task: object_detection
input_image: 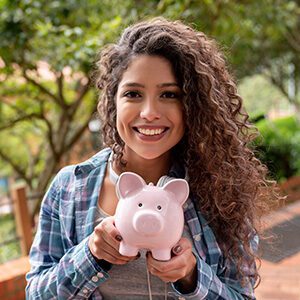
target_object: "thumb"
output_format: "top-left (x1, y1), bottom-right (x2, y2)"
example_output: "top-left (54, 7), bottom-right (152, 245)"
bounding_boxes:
top-left (172, 244), bottom-right (183, 255)
top-left (172, 237), bottom-right (190, 255)
top-left (103, 216), bottom-right (122, 241)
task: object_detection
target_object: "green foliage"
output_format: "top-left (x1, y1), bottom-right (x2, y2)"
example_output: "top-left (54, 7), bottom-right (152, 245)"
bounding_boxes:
top-left (239, 74), bottom-right (291, 118)
top-left (255, 116), bottom-right (300, 181)
top-left (0, 0), bottom-right (160, 209)
top-left (0, 213), bottom-right (21, 263)
top-left (0, 0), bottom-right (299, 205)
top-left (0, 0), bottom-right (122, 72)
top-left (158, 0), bottom-right (300, 111)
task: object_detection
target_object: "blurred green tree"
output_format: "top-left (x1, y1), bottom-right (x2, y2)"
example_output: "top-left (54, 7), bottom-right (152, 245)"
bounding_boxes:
top-left (0, 0), bottom-right (153, 216)
top-left (0, 0), bottom-right (299, 217)
top-left (158, 0), bottom-right (300, 116)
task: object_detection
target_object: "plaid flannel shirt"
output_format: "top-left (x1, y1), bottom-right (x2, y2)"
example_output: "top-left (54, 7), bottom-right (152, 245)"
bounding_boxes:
top-left (26, 148), bottom-right (258, 299)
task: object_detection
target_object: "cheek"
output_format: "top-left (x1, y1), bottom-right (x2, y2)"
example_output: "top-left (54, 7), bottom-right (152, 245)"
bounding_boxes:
top-left (173, 107), bottom-right (185, 131)
top-left (175, 114), bottom-right (185, 142)
top-left (116, 102), bottom-right (125, 126)
top-left (116, 105), bottom-right (133, 134)
top-left (116, 116), bottom-right (127, 141)
top-left (116, 109), bottom-right (126, 141)
top-left (116, 117), bottom-right (121, 134)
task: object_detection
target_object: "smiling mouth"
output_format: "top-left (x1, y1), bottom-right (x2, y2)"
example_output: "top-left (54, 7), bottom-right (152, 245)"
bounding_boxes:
top-left (133, 127), bottom-right (168, 136)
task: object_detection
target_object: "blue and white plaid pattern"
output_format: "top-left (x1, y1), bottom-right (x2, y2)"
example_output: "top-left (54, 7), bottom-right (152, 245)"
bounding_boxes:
top-left (26, 148), bottom-right (257, 299)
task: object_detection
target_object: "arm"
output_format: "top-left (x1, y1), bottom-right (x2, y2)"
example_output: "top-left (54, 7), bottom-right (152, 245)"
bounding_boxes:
top-left (172, 236), bottom-right (258, 300)
top-left (147, 236), bottom-right (257, 300)
top-left (25, 170), bottom-right (109, 299)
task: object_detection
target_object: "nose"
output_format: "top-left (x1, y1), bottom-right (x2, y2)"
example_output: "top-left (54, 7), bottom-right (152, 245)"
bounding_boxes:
top-left (133, 210), bottom-right (163, 236)
top-left (140, 98), bottom-right (161, 121)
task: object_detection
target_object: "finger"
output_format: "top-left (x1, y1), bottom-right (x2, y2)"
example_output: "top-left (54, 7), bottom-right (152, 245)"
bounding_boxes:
top-left (147, 263), bottom-right (186, 282)
top-left (146, 238), bottom-right (191, 268)
top-left (147, 253), bottom-right (195, 283)
top-left (102, 216), bottom-right (121, 239)
top-left (93, 230), bottom-right (137, 262)
top-left (147, 256), bottom-right (185, 275)
top-left (172, 237), bottom-right (191, 256)
top-left (100, 247), bottom-right (140, 265)
top-left (100, 233), bottom-right (138, 260)
top-left (100, 229), bottom-right (121, 250)
top-left (102, 217), bottom-right (120, 238)
top-left (95, 218), bottom-right (121, 250)
top-left (147, 248), bottom-right (191, 273)
top-left (100, 220), bottom-right (139, 259)
top-left (99, 248), bottom-right (131, 265)
top-left (94, 218), bottom-right (139, 262)
top-left (95, 240), bottom-right (129, 261)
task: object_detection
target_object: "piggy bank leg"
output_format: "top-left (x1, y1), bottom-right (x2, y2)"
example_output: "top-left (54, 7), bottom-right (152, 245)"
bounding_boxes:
top-left (119, 242), bottom-right (139, 257)
top-left (151, 249), bottom-right (171, 261)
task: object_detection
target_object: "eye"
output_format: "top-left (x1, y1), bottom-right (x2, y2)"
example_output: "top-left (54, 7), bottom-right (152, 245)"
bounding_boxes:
top-left (123, 91), bottom-right (141, 98)
top-left (161, 91), bottom-right (179, 99)
top-left (157, 205), bottom-right (162, 211)
top-left (138, 203), bottom-right (143, 207)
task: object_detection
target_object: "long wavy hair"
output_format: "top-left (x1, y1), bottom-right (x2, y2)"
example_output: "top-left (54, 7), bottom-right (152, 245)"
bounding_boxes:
top-left (95, 17), bottom-right (276, 285)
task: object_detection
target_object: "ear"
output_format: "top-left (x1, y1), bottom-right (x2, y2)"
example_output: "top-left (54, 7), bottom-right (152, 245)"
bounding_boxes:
top-left (116, 172), bottom-right (146, 199)
top-left (162, 179), bottom-right (189, 206)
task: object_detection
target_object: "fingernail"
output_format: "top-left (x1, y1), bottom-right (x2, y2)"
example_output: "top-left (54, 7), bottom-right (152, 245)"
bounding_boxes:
top-left (173, 245), bottom-right (182, 254)
top-left (115, 235), bottom-right (122, 242)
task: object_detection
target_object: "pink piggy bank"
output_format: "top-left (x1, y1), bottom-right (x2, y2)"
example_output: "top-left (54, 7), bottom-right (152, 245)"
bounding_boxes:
top-left (114, 172), bottom-right (189, 261)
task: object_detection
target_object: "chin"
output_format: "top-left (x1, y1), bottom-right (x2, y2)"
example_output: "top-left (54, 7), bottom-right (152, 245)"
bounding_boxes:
top-left (137, 152), bottom-right (165, 161)
top-left (129, 147), bottom-right (171, 161)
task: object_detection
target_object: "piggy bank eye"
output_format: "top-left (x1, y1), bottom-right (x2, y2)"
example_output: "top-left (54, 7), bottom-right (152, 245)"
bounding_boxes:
top-left (157, 205), bottom-right (162, 211)
top-left (138, 203), bottom-right (143, 207)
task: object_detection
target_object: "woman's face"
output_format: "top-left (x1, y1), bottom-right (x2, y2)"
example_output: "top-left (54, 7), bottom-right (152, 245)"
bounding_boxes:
top-left (116, 55), bottom-right (184, 161)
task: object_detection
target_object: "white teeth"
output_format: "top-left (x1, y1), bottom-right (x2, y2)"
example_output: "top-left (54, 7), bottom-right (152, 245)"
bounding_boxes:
top-left (137, 128), bottom-right (165, 136)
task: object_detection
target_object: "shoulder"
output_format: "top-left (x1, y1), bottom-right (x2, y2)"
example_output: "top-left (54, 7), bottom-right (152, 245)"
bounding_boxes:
top-left (46, 148), bottom-right (112, 196)
top-left (56, 147), bottom-right (112, 180)
top-left (73, 147), bottom-right (111, 176)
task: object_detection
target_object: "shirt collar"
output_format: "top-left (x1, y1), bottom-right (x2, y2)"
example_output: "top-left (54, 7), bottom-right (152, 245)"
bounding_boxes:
top-left (74, 147), bottom-right (187, 180)
top-left (74, 147), bottom-right (112, 176)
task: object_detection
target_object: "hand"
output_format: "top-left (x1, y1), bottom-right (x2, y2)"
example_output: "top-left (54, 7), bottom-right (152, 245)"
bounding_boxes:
top-left (88, 216), bottom-right (138, 265)
top-left (146, 237), bottom-right (197, 287)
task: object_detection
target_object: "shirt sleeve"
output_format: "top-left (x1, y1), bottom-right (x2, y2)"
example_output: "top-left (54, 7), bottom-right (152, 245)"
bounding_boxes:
top-left (171, 236), bottom-right (258, 300)
top-left (25, 170), bottom-right (110, 299)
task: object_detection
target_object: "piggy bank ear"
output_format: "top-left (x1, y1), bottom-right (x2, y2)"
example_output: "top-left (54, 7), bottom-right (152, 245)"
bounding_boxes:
top-left (116, 172), bottom-right (146, 199)
top-left (163, 179), bottom-right (189, 205)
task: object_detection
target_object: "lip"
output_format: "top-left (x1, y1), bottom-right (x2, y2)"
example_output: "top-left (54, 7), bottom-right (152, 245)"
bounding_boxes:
top-left (133, 125), bottom-right (169, 142)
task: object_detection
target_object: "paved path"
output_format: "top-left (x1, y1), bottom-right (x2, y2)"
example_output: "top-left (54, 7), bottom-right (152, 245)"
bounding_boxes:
top-left (255, 200), bottom-right (300, 299)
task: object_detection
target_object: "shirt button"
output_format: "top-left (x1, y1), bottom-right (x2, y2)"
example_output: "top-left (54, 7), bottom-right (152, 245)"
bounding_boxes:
top-left (82, 288), bottom-right (88, 294)
top-left (97, 272), bottom-right (104, 278)
top-left (92, 275), bottom-right (99, 282)
top-left (193, 234), bottom-right (201, 241)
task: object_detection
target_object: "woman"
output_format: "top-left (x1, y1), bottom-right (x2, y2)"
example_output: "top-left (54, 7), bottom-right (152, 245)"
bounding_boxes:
top-left (26, 18), bottom-right (272, 299)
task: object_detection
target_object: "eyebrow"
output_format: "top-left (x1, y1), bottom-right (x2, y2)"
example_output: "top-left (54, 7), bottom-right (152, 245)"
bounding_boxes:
top-left (120, 82), bottom-right (179, 88)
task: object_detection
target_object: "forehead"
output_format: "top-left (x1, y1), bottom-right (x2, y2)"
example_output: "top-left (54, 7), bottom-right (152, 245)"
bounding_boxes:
top-left (118, 55), bottom-right (177, 87)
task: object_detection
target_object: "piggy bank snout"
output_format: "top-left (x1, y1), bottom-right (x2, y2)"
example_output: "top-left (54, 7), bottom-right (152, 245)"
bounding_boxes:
top-left (133, 210), bottom-right (163, 236)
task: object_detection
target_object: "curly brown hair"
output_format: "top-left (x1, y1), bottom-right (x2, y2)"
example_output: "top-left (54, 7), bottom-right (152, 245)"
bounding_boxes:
top-left (95, 17), bottom-right (275, 285)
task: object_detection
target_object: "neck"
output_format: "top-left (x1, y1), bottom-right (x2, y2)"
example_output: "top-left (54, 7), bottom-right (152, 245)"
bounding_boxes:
top-left (114, 150), bottom-right (171, 184)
